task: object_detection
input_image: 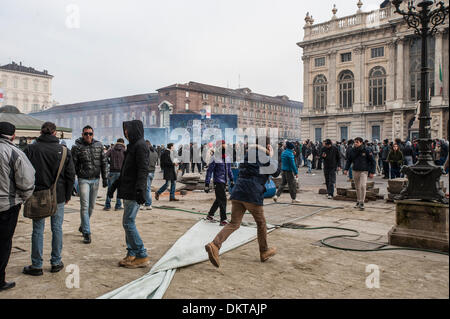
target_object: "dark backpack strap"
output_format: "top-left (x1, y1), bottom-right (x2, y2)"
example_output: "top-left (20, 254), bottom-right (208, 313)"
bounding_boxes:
top-left (52, 147), bottom-right (67, 192)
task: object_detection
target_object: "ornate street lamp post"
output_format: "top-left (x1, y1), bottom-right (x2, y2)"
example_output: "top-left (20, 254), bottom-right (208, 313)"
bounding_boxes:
top-left (391, 0), bottom-right (449, 204)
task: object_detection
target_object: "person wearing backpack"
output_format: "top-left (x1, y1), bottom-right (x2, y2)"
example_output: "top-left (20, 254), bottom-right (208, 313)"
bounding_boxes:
top-left (22, 122), bottom-right (75, 276)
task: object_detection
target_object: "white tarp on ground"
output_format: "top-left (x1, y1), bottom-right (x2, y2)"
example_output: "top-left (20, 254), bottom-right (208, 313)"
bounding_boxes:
top-left (98, 219), bottom-right (275, 299)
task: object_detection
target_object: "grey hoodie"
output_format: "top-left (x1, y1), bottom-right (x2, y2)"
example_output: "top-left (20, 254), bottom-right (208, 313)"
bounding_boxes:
top-left (0, 136), bottom-right (36, 212)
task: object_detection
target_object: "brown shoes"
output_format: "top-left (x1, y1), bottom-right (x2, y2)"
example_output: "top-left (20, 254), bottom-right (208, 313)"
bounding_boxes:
top-left (170, 198), bottom-right (180, 201)
top-left (155, 192), bottom-right (160, 200)
top-left (205, 242), bottom-right (220, 268)
top-left (122, 256), bottom-right (150, 269)
top-left (260, 247), bottom-right (277, 262)
top-left (118, 255), bottom-right (136, 267)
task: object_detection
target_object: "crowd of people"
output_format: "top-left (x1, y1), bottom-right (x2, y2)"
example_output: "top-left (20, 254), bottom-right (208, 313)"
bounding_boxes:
top-left (1, 117), bottom-right (449, 290)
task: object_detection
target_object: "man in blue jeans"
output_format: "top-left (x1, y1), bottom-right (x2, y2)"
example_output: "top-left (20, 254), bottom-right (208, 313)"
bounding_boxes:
top-left (22, 122), bottom-right (75, 276)
top-left (143, 140), bottom-right (158, 210)
top-left (110, 120), bottom-right (150, 268)
top-left (71, 126), bottom-right (108, 244)
top-left (105, 138), bottom-right (126, 211)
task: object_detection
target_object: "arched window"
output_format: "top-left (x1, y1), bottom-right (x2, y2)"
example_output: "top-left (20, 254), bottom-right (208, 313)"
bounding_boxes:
top-left (369, 66), bottom-right (387, 106)
top-left (313, 75), bottom-right (327, 110)
top-left (410, 37), bottom-right (435, 101)
top-left (339, 70), bottom-right (354, 108)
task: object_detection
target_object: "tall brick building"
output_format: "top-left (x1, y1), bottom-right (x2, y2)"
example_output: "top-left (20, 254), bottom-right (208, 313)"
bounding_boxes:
top-left (157, 81), bottom-right (303, 139)
top-left (29, 81), bottom-right (303, 145)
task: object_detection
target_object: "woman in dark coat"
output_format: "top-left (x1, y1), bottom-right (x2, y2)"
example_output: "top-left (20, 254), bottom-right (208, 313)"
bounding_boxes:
top-left (155, 143), bottom-right (179, 201)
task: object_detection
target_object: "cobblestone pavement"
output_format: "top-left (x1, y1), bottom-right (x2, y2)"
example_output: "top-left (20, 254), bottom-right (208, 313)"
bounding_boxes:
top-left (0, 166), bottom-right (448, 299)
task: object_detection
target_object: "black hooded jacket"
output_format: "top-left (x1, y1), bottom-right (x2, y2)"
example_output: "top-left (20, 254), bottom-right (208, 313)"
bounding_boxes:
top-left (24, 134), bottom-right (75, 204)
top-left (117, 120), bottom-right (149, 201)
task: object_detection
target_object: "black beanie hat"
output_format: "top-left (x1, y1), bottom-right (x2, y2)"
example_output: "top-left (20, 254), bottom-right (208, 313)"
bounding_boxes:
top-left (0, 122), bottom-right (16, 136)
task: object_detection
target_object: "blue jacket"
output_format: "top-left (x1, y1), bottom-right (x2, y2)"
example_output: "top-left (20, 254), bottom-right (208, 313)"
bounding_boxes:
top-left (205, 155), bottom-right (233, 185)
top-left (230, 145), bottom-right (280, 206)
top-left (281, 149), bottom-right (298, 175)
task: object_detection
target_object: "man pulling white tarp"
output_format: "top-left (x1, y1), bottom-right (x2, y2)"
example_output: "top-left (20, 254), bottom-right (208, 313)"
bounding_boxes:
top-left (99, 219), bottom-right (274, 299)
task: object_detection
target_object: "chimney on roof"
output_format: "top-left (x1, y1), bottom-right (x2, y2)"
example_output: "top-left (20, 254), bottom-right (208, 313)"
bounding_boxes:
top-left (19, 62), bottom-right (22, 66)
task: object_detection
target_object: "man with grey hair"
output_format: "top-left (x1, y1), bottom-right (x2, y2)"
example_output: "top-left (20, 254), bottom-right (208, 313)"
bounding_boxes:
top-left (0, 122), bottom-right (35, 291)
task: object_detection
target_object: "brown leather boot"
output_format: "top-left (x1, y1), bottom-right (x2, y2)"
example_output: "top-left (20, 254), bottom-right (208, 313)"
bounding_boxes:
top-left (205, 242), bottom-right (220, 268)
top-left (170, 197), bottom-right (180, 201)
top-left (260, 247), bottom-right (277, 262)
top-left (118, 255), bottom-right (136, 267)
top-left (123, 257), bottom-right (150, 269)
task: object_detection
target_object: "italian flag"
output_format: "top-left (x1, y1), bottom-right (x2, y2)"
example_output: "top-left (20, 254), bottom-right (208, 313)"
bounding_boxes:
top-left (439, 61), bottom-right (443, 95)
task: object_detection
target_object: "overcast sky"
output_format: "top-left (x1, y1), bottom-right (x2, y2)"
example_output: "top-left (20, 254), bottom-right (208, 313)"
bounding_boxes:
top-left (0, 0), bottom-right (382, 105)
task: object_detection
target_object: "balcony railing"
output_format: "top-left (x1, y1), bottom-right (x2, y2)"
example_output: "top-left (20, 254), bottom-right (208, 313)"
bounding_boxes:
top-left (305, 6), bottom-right (394, 41)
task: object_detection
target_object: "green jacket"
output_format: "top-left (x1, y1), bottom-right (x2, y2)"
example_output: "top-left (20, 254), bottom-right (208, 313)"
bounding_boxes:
top-left (387, 150), bottom-right (403, 168)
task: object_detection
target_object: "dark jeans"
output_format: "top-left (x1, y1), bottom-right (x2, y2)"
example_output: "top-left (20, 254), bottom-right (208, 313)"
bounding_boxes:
top-left (208, 183), bottom-right (227, 221)
top-left (391, 166), bottom-right (401, 179)
top-left (157, 179), bottom-right (176, 199)
top-left (324, 168), bottom-right (337, 196)
top-left (382, 161), bottom-right (390, 178)
top-left (0, 204), bottom-right (21, 285)
top-left (191, 162), bottom-right (202, 173)
top-left (276, 170), bottom-right (297, 200)
top-left (181, 163), bottom-right (190, 176)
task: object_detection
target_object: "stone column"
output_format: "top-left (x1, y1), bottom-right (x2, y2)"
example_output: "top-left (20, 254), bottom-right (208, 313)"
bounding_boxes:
top-left (353, 46), bottom-right (365, 113)
top-left (302, 55), bottom-right (310, 115)
top-left (387, 40), bottom-right (396, 104)
top-left (396, 38), bottom-right (405, 103)
top-left (327, 50), bottom-right (337, 113)
top-left (434, 31), bottom-right (443, 97)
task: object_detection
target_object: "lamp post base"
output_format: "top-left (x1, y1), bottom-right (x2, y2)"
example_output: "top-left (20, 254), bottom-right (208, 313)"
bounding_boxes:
top-left (388, 200), bottom-right (449, 253)
top-left (396, 163), bottom-right (448, 204)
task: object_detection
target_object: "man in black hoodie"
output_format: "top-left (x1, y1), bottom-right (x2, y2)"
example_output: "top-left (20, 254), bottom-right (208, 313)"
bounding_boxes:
top-left (22, 122), bottom-right (75, 276)
top-left (111, 120), bottom-right (150, 269)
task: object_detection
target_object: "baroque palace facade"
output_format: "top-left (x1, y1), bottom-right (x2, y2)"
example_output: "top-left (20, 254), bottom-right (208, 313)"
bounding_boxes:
top-left (298, 1), bottom-right (449, 142)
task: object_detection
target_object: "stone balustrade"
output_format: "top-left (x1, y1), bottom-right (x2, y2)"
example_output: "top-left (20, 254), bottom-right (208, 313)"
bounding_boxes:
top-left (304, 6), bottom-right (394, 41)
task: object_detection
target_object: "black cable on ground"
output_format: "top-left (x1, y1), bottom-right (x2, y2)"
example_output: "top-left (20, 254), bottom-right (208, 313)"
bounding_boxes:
top-left (152, 204), bottom-right (449, 256)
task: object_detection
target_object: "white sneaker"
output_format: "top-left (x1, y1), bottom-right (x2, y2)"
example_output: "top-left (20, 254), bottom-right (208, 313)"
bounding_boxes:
top-left (145, 206), bottom-right (153, 210)
top-left (311, 173), bottom-right (316, 176)
top-left (273, 196), bottom-right (278, 202)
top-left (327, 195), bottom-right (333, 199)
top-left (292, 199), bottom-right (302, 204)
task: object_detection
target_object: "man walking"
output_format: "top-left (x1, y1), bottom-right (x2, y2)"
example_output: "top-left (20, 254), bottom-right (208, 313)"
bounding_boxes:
top-left (0, 122), bottom-right (35, 291)
top-left (104, 138), bottom-right (126, 211)
top-left (112, 120), bottom-right (150, 268)
top-left (71, 125), bottom-right (108, 244)
top-left (204, 140), bottom-right (234, 226)
top-left (273, 141), bottom-right (300, 203)
top-left (344, 137), bottom-right (376, 211)
top-left (155, 143), bottom-right (179, 201)
top-left (143, 140), bottom-right (158, 210)
top-left (321, 139), bottom-right (341, 199)
top-left (22, 122), bottom-right (75, 276)
top-left (205, 140), bottom-right (280, 267)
